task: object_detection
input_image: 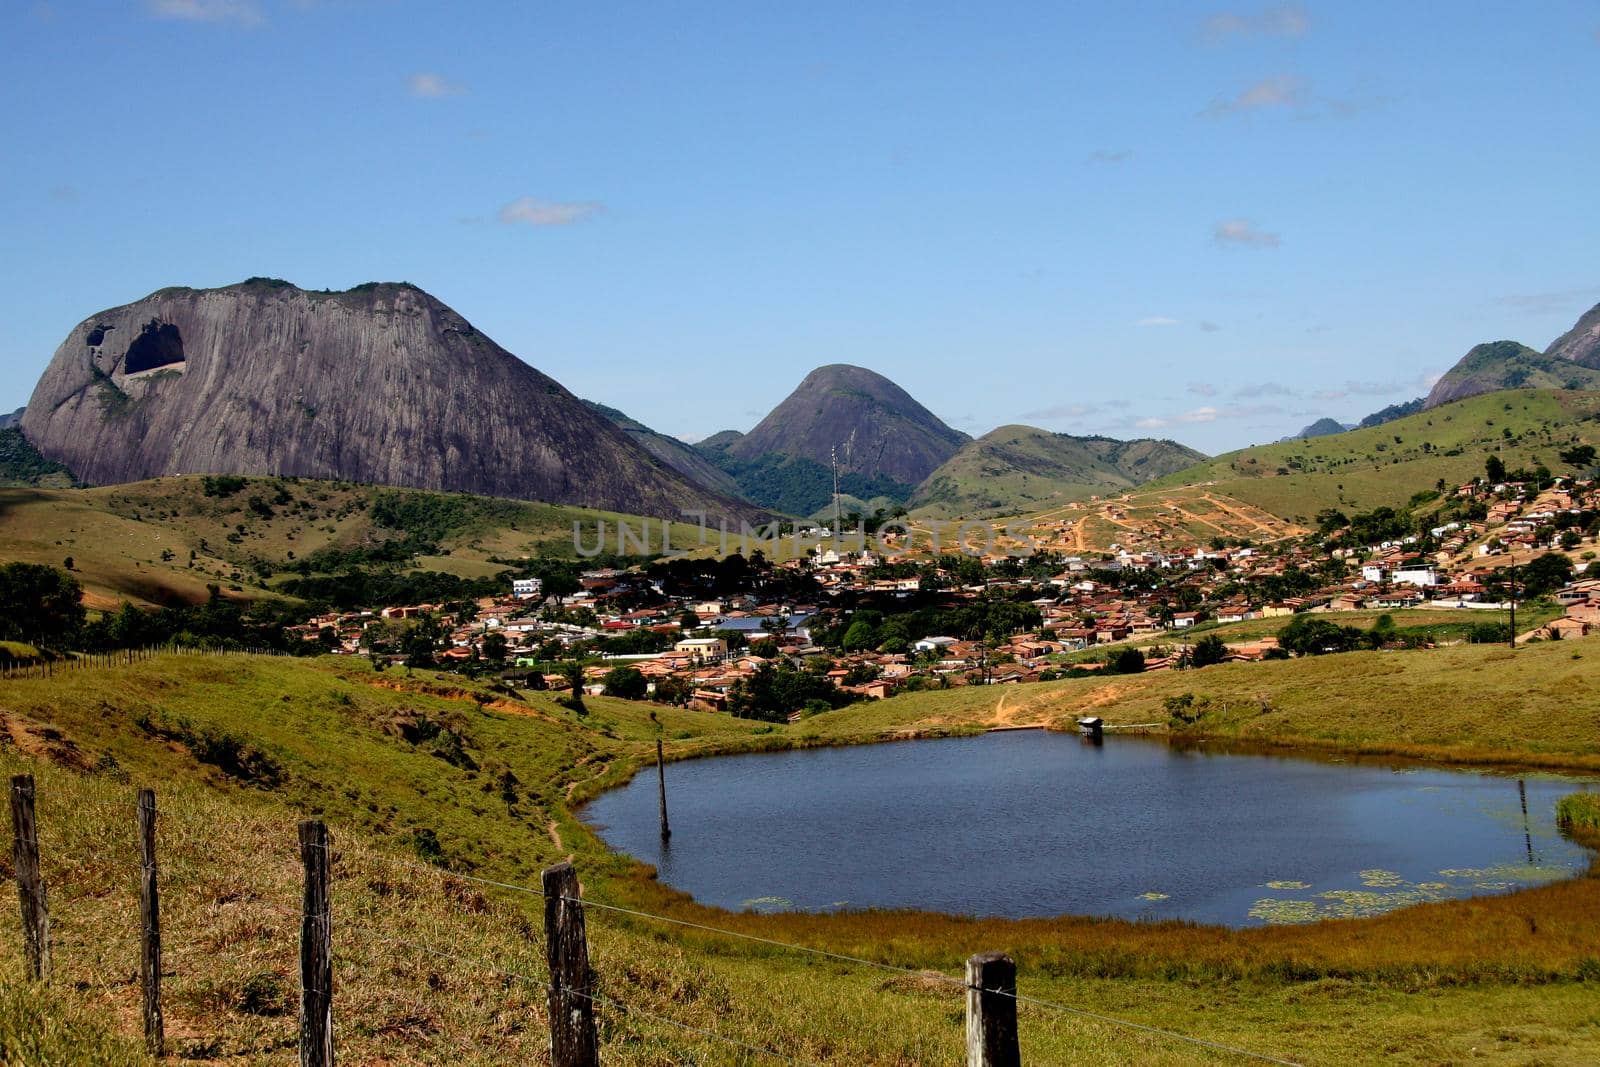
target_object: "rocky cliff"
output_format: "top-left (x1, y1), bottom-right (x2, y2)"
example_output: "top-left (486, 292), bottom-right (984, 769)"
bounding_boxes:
top-left (21, 279), bottom-right (752, 521)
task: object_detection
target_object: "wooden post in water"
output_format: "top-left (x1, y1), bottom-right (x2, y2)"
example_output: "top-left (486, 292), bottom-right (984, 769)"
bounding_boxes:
top-left (966, 952), bottom-right (1019, 1067)
top-left (656, 739), bottom-right (671, 842)
top-left (137, 789), bottom-right (164, 1055)
top-left (9, 775), bottom-right (50, 980)
top-left (542, 862), bottom-right (598, 1067)
top-left (299, 820), bottom-right (334, 1067)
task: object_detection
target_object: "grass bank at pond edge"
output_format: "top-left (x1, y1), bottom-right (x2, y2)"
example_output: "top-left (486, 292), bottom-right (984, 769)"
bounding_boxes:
top-left (1, 643), bottom-right (1599, 1064)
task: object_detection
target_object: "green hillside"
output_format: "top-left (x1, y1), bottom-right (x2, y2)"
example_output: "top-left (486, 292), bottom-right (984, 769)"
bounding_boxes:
top-left (0, 428), bottom-right (76, 488)
top-left (0, 476), bottom-right (713, 609)
top-left (1146, 389), bottom-right (1600, 524)
top-left (910, 425), bottom-right (1206, 519)
top-left (1424, 341), bottom-right (1600, 408)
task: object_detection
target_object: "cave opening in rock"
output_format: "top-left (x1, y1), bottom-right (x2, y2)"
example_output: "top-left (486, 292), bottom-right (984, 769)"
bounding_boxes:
top-left (124, 320), bottom-right (185, 374)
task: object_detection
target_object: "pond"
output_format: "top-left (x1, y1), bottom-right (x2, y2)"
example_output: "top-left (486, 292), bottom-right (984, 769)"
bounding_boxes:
top-left (582, 731), bottom-right (1598, 927)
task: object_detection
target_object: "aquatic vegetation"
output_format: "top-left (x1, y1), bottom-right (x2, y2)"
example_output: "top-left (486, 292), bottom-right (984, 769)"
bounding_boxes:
top-left (1359, 869), bottom-right (1405, 888)
top-left (1248, 898), bottom-right (1321, 924)
top-left (742, 895), bottom-right (796, 913)
top-left (1556, 792), bottom-right (1600, 835)
top-left (1437, 863), bottom-right (1569, 884)
top-left (1264, 880), bottom-right (1311, 890)
top-left (1137, 891), bottom-right (1170, 901)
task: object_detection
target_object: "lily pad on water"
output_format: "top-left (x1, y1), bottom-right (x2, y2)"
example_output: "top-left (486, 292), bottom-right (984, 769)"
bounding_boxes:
top-left (1359, 869), bottom-right (1405, 888)
top-left (1264, 880), bottom-right (1311, 890)
top-left (1137, 891), bottom-right (1169, 901)
top-left (1247, 898), bottom-right (1321, 924)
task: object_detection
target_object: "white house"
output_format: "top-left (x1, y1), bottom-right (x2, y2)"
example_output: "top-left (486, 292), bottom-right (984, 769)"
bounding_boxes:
top-left (1391, 566), bottom-right (1439, 588)
top-left (512, 577), bottom-right (544, 600)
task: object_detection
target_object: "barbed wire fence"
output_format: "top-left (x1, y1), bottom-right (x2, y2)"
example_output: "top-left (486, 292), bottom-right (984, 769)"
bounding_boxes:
top-left (0, 643), bottom-right (288, 681)
top-left (5, 773), bottom-right (1309, 1066)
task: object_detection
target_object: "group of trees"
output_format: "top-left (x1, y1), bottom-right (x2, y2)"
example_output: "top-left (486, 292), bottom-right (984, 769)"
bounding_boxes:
top-left (0, 562), bottom-right (310, 655)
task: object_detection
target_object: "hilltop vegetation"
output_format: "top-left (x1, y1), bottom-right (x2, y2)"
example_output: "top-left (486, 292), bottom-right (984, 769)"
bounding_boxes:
top-left (0, 428), bottom-right (75, 488)
top-left (1144, 389), bottom-right (1600, 524)
top-left (908, 425), bottom-right (1205, 518)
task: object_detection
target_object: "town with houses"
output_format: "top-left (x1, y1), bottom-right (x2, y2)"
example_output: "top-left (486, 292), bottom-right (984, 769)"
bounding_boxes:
top-left (287, 472), bottom-right (1600, 719)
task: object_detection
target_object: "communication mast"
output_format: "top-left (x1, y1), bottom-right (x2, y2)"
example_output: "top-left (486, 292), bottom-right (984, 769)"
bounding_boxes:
top-left (830, 446), bottom-right (842, 547)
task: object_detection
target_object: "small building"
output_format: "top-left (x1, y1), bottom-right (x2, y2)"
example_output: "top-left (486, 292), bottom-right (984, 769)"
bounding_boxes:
top-left (512, 577), bottom-right (544, 600)
top-left (674, 636), bottom-right (728, 660)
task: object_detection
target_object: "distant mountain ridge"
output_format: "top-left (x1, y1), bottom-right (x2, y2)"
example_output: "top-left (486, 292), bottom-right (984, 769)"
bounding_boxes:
top-left (908, 424), bottom-right (1207, 518)
top-left (20, 279), bottom-right (755, 522)
top-left (1425, 299), bottom-right (1600, 408)
top-left (704, 364), bottom-right (970, 514)
top-left (1288, 418), bottom-right (1354, 440)
top-left (581, 400), bottom-right (744, 498)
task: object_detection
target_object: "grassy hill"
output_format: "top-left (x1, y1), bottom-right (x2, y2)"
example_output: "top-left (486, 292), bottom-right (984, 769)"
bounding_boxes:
top-left (1144, 389), bottom-right (1600, 525)
top-left (3, 642), bottom-right (1600, 1062)
top-left (908, 425), bottom-right (1205, 519)
top-left (0, 477), bottom-right (716, 610)
top-left (1425, 341), bottom-right (1600, 408)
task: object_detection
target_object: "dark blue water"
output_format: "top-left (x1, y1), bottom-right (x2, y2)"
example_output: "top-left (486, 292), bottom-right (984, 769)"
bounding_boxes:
top-left (582, 732), bottom-right (1597, 927)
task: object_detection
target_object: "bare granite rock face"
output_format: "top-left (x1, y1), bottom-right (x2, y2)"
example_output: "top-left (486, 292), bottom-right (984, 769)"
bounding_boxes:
top-left (21, 279), bottom-right (753, 522)
top-left (1545, 301), bottom-right (1600, 369)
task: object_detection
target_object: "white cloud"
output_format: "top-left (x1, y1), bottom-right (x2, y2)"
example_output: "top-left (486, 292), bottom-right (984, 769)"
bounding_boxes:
top-left (1202, 74), bottom-right (1307, 118)
top-left (1133, 403), bottom-right (1284, 430)
top-left (408, 72), bottom-right (468, 98)
top-left (497, 198), bottom-right (604, 227)
top-left (1214, 218), bottom-right (1281, 248)
top-left (1203, 5), bottom-right (1309, 42)
top-left (1022, 402), bottom-right (1103, 420)
top-left (1138, 316), bottom-right (1181, 327)
top-left (145, 0), bottom-right (262, 24)
top-left (1496, 288), bottom-right (1598, 315)
top-left (1235, 381), bottom-right (1293, 398)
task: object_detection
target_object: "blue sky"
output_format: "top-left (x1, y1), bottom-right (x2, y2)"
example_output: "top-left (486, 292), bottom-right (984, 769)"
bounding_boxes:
top-left (3, 1), bottom-right (1598, 453)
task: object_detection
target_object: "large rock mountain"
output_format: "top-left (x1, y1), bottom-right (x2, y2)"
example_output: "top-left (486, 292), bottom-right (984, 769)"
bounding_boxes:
top-left (20, 279), bottom-right (752, 521)
top-left (908, 424), bottom-right (1207, 518)
top-left (703, 364), bottom-right (969, 513)
top-left (1425, 300), bottom-right (1600, 408)
top-left (1544, 300), bottom-right (1600, 368)
top-left (582, 400), bottom-right (744, 498)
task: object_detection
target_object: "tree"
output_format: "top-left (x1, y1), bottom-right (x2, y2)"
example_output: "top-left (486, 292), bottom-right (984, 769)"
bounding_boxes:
top-left (1518, 553), bottom-right (1574, 598)
top-left (559, 662), bottom-right (587, 712)
top-left (481, 631), bottom-right (508, 664)
top-left (1110, 648), bottom-right (1145, 675)
top-left (1190, 634), bottom-right (1227, 668)
top-left (1486, 455), bottom-right (1507, 483)
top-left (652, 675), bottom-right (691, 707)
top-left (1559, 444), bottom-right (1596, 469)
top-left (602, 666), bottom-right (648, 700)
top-left (0, 563), bottom-right (85, 648)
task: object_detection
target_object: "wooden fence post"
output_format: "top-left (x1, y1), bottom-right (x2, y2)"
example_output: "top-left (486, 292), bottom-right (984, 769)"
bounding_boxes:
top-left (137, 789), bottom-right (163, 1054)
top-left (966, 951), bottom-right (1019, 1067)
top-left (542, 862), bottom-right (599, 1067)
top-left (299, 820), bottom-right (334, 1067)
top-left (9, 775), bottom-right (50, 980)
top-left (656, 739), bottom-right (671, 842)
